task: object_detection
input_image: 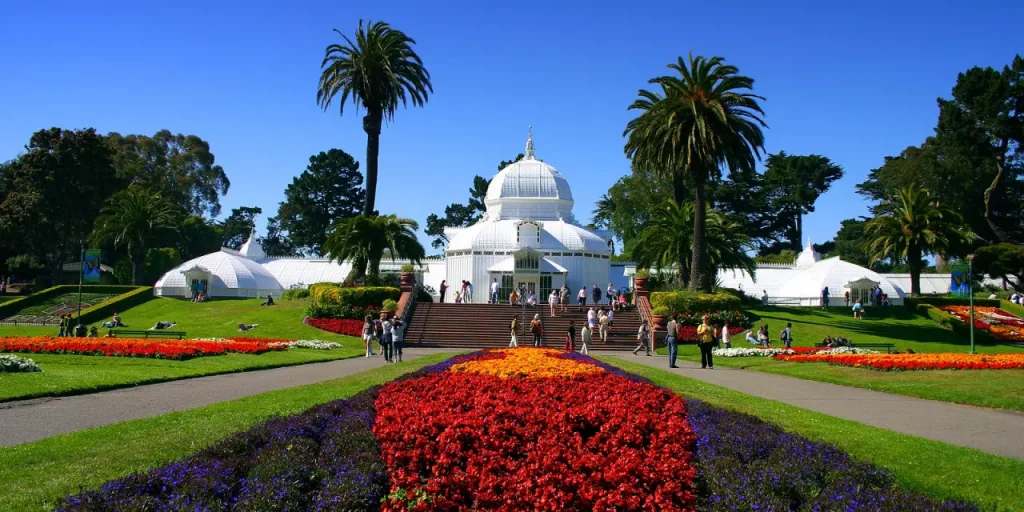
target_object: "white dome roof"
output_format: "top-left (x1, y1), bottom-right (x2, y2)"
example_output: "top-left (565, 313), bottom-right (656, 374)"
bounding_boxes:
top-left (154, 249), bottom-right (283, 296)
top-left (795, 239), bottom-right (821, 268)
top-left (447, 219), bottom-right (609, 253)
top-left (483, 131), bottom-right (574, 222)
top-left (777, 257), bottom-right (904, 300)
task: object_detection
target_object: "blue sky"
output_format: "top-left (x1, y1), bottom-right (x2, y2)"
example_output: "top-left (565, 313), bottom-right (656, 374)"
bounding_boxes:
top-left (2, 0), bottom-right (1021, 252)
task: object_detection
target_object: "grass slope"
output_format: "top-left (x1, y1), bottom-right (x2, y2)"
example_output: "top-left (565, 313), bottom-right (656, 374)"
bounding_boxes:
top-left (0, 354), bottom-right (451, 511)
top-left (0, 297), bottom-right (363, 402)
top-left (668, 306), bottom-right (1024, 410)
top-left (605, 358), bottom-right (1024, 512)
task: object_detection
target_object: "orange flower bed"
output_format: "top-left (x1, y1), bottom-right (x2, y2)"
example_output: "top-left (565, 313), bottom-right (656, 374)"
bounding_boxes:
top-left (0, 336), bottom-right (283, 360)
top-left (774, 352), bottom-right (1024, 371)
top-left (941, 306), bottom-right (1024, 341)
top-left (450, 347), bottom-right (605, 379)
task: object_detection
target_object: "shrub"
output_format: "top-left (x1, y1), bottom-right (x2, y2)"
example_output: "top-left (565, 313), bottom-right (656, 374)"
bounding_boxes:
top-left (282, 288), bottom-right (310, 301)
top-left (0, 354), bottom-right (43, 373)
top-left (309, 284), bottom-right (400, 308)
top-left (305, 304), bottom-right (382, 320)
top-left (635, 269), bottom-right (650, 278)
top-left (400, 263), bottom-right (415, 273)
top-left (651, 306), bottom-right (670, 316)
top-left (381, 299), bottom-right (398, 312)
top-left (651, 290), bottom-right (741, 314)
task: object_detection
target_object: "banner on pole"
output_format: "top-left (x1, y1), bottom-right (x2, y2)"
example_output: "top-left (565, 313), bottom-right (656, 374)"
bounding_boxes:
top-left (950, 263), bottom-right (970, 297)
top-left (83, 250), bottom-right (102, 284)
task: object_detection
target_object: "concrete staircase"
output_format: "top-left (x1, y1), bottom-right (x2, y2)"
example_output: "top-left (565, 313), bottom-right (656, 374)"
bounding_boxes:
top-left (404, 302), bottom-right (644, 350)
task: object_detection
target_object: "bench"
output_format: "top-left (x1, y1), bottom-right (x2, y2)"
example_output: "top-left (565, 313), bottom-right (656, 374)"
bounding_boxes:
top-left (109, 329), bottom-right (187, 340)
top-left (815, 342), bottom-right (895, 353)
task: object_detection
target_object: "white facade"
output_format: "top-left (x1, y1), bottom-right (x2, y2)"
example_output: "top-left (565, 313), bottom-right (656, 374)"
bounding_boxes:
top-left (153, 131), bottom-right (617, 301)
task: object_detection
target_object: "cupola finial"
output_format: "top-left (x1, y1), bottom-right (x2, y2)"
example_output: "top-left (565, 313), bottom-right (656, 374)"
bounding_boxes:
top-left (525, 126), bottom-right (535, 160)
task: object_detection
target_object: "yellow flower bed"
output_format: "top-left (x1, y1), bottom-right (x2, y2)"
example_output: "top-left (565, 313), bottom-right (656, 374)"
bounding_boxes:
top-left (450, 348), bottom-right (604, 379)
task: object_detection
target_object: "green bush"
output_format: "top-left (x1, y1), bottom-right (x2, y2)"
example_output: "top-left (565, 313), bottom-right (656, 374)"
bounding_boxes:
top-left (309, 283), bottom-right (400, 308)
top-left (651, 306), bottom-right (670, 316)
top-left (650, 291), bottom-right (741, 314)
top-left (400, 263), bottom-right (415, 273)
top-left (381, 299), bottom-right (398, 312)
top-left (0, 285), bottom-right (143, 319)
top-left (635, 269), bottom-right (650, 278)
top-left (79, 287), bottom-right (155, 325)
top-left (281, 288), bottom-right (311, 301)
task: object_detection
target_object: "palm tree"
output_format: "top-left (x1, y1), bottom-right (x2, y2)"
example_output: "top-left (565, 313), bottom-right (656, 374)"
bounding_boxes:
top-left (91, 186), bottom-right (178, 285)
top-left (631, 200), bottom-right (755, 288)
top-left (324, 214), bottom-right (425, 280)
top-left (317, 20), bottom-right (432, 217)
top-left (624, 54), bottom-right (766, 291)
top-left (865, 185), bottom-right (967, 296)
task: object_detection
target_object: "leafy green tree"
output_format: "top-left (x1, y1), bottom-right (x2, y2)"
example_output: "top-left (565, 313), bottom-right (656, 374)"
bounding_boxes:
top-left (624, 54), bottom-right (766, 290)
top-left (258, 216), bottom-right (300, 257)
top-left (865, 186), bottom-right (968, 296)
top-left (762, 152), bottom-right (844, 250)
top-left (754, 250), bottom-right (798, 264)
top-left (972, 243), bottom-right (1024, 290)
top-left (274, 149), bottom-right (364, 255)
top-left (324, 214), bottom-right (425, 279)
top-left (144, 247), bottom-right (181, 284)
top-left (590, 166), bottom-right (672, 256)
top-left (91, 186), bottom-right (178, 285)
top-left (177, 215), bottom-right (222, 261)
top-left (0, 128), bottom-right (118, 284)
top-left (106, 130), bottom-right (230, 217)
top-left (317, 20), bottom-right (432, 217)
top-left (631, 200), bottom-right (756, 287)
top-left (219, 206), bottom-right (262, 250)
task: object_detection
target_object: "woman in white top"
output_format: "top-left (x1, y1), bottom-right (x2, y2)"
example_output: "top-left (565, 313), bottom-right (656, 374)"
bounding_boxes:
top-left (580, 323), bottom-right (592, 355)
top-left (721, 321), bottom-right (731, 349)
top-left (607, 308), bottom-right (614, 327)
top-left (549, 290), bottom-right (559, 317)
top-left (527, 291), bottom-right (538, 306)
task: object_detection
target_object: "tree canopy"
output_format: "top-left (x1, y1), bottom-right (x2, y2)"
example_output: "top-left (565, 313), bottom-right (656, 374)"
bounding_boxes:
top-left (91, 186), bottom-right (178, 285)
top-left (762, 152), bottom-right (844, 250)
top-left (219, 206), bottom-right (262, 250)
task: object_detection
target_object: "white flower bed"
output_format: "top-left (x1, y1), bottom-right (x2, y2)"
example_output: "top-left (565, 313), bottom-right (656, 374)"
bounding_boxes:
top-left (0, 354), bottom-right (43, 373)
top-left (713, 347), bottom-right (879, 357)
top-left (270, 340), bottom-right (341, 350)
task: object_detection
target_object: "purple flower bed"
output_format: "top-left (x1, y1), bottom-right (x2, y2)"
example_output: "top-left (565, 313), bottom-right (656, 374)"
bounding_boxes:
top-left (60, 351), bottom-right (978, 511)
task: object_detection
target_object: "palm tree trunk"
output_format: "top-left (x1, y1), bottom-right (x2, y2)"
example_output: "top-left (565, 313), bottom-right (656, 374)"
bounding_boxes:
top-left (672, 172), bottom-right (685, 205)
top-left (362, 112), bottom-right (383, 217)
top-left (132, 258), bottom-right (144, 286)
top-left (908, 243), bottom-right (922, 297)
top-left (690, 181), bottom-right (708, 291)
top-left (368, 257), bottom-right (381, 278)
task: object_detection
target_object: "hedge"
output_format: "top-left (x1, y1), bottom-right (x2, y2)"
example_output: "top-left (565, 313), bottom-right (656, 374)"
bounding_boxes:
top-left (309, 283), bottom-right (400, 308)
top-left (903, 297), bottom-right (1001, 309)
top-left (78, 287), bottom-right (155, 325)
top-left (0, 285), bottom-right (143, 319)
top-left (650, 291), bottom-right (741, 314)
top-left (912, 303), bottom-right (994, 343)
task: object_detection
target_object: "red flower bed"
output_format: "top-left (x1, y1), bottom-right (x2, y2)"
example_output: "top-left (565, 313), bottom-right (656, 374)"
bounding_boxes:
top-left (774, 352), bottom-right (1024, 371)
top-left (0, 336), bottom-right (283, 360)
top-left (306, 317), bottom-right (364, 337)
top-left (374, 363), bottom-right (698, 511)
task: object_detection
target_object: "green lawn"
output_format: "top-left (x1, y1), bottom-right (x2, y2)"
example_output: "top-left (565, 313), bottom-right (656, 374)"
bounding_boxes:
top-left (604, 359), bottom-right (1024, 512)
top-left (664, 306), bottom-right (1024, 410)
top-left (0, 354), bottom-right (451, 511)
top-left (0, 297), bottom-right (364, 402)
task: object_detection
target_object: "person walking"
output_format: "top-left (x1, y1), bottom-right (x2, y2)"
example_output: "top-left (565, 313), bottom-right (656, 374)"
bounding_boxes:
top-left (559, 284), bottom-right (570, 312)
top-left (374, 316), bottom-right (386, 358)
top-left (697, 315), bottom-right (715, 369)
top-left (591, 284), bottom-right (601, 306)
top-left (606, 283), bottom-right (615, 306)
top-left (361, 315), bottom-right (374, 357)
top-left (466, 281), bottom-right (474, 303)
top-left (439, 280), bottom-right (447, 303)
top-left (549, 289), bottom-right (559, 317)
top-left (57, 314), bottom-right (67, 337)
top-left (633, 321), bottom-right (651, 356)
top-left (577, 286), bottom-right (587, 307)
top-left (821, 287), bottom-right (830, 309)
top-left (530, 314), bottom-right (544, 347)
top-left (391, 318), bottom-right (405, 362)
top-left (722, 320), bottom-right (731, 349)
top-left (579, 322), bottom-right (592, 355)
top-left (509, 315), bottom-right (519, 347)
top-left (381, 314), bottom-right (394, 363)
top-left (565, 320), bottom-right (576, 352)
top-left (761, 290), bottom-right (769, 306)
top-left (844, 290), bottom-right (851, 307)
top-left (599, 310), bottom-right (610, 343)
top-left (666, 314), bottom-right (679, 368)
top-left (490, 278), bottom-right (500, 304)
top-left (781, 322), bottom-right (793, 349)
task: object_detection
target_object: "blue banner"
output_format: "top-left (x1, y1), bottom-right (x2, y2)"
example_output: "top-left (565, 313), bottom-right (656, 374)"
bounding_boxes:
top-left (83, 250), bottom-right (102, 284)
top-left (950, 263), bottom-right (970, 297)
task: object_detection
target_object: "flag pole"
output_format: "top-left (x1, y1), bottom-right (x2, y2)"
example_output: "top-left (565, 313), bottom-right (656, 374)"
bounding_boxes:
top-left (77, 240), bottom-right (84, 336)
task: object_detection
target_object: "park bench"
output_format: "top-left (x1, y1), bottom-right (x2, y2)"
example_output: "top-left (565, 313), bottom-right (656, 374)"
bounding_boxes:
top-left (109, 329), bottom-right (187, 340)
top-left (815, 342), bottom-right (895, 353)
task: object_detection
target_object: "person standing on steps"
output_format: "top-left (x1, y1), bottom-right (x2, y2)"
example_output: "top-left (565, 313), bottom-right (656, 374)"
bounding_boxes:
top-left (465, 281), bottom-right (473, 303)
top-left (697, 315), bottom-right (715, 369)
top-left (666, 314), bottom-right (679, 368)
top-left (578, 286), bottom-right (587, 307)
top-left (490, 278), bottom-right (500, 304)
top-left (530, 314), bottom-right (544, 347)
top-left (559, 283), bottom-right (570, 312)
top-left (607, 283), bottom-right (615, 306)
top-left (580, 321), bottom-right (592, 355)
top-left (591, 284), bottom-right (601, 306)
top-left (439, 280), bottom-right (447, 303)
top-left (565, 320), bottom-right (576, 352)
top-left (509, 315), bottom-right (519, 347)
top-left (549, 289), bottom-right (559, 317)
top-left (633, 321), bottom-right (651, 356)
top-left (599, 310), bottom-right (610, 343)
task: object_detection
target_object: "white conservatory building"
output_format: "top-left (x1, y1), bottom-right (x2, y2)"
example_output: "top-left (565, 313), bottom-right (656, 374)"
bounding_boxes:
top-left (154, 132), bottom-right (624, 301)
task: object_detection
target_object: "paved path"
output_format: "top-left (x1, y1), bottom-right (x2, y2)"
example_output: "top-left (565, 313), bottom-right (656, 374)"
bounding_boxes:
top-left (604, 352), bottom-right (1024, 460)
top-left (0, 348), bottom-right (447, 447)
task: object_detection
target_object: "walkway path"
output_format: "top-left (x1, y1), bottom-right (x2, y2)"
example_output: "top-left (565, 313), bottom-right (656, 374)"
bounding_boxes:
top-left (606, 352), bottom-right (1024, 460)
top-left (0, 348), bottom-right (448, 447)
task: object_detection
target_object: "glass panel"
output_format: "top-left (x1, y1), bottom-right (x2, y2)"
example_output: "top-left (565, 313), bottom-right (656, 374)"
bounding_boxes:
top-left (500, 275), bottom-right (514, 303)
top-left (540, 275), bottom-right (552, 303)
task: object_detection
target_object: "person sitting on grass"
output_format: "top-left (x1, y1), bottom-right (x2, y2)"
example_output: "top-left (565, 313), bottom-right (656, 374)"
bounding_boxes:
top-left (101, 312), bottom-right (125, 329)
top-left (238, 323), bottom-right (259, 332)
top-left (758, 325), bottom-right (770, 348)
top-left (745, 329), bottom-right (759, 345)
top-left (88, 326), bottom-right (99, 338)
top-left (260, 294), bottom-right (275, 306)
top-left (150, 320), bottom-right (176, 330)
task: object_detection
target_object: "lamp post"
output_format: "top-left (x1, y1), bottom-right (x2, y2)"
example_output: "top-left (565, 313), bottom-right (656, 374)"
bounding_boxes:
top-left (967, 254), bottom-right (976, 355)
